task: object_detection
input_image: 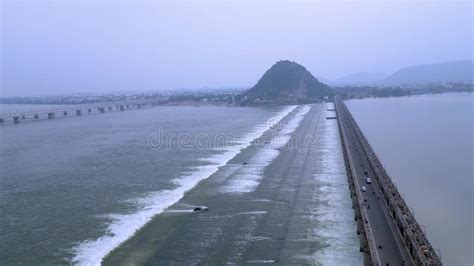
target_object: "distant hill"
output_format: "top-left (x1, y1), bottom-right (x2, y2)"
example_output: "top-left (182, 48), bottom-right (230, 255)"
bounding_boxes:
top-left (383, 60), bottom-right (473, 84)
top-left (239, 60), bottom-right (332, 105)
top-left (331, 71), bottom-right (386, 85)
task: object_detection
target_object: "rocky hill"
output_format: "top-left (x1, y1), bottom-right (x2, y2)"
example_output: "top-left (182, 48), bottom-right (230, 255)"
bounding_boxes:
top-left (239, 60), bottom-right (332, 105)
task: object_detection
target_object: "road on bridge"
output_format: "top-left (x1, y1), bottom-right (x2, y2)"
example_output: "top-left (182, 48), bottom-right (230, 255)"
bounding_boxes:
top-left (336, 98), bottom-right (412, 265)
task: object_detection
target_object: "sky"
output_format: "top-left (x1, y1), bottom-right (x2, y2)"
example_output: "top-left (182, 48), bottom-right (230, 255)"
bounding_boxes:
top-left (1, 0), bottom-right (472, 97)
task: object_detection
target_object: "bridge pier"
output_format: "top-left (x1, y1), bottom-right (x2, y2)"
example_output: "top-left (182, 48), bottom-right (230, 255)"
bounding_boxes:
top-left (352, 192), bottom-right (357, 209)
top-left (76, 110), bottom-right (82, 116)
top-left (13, 116), bottom-right (20, 124)
top-left (363, 250), bottom-right (371, 266)
top-left (98, 107), bottom-right (105, 113)
top-left (0, 118), bottom-right (4, 123)
top-left (137, 104), bottom-right (142, 108)
top-left (108, 106), bottom-right (112, 111)
top-left (88, 108), bottom-right (92, 113)
top-left (120, 105), bottom-right (125, 111)
top-left (48, 112), bottom-right (55, 119)
top-left (34, 114), bottom-right (39, 119)
top-left (63, 111), bottom-right (68, 116)
top-left (21, 114), bottom-right (26, 119)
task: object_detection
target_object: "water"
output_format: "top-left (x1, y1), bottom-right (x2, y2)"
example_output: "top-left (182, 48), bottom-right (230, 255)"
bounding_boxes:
top-left (71, 105), bottom-right (297, 265)
top-left (347, 93), bottom-right (473, 265)
top-left (220, 105), bottom-right (312, 194)
top-left (309, 108), bottom-right (363, 265)
top-left (0, 105), bottom-right (290, 264)
top-left (1, 103), bottom-right (360, 265)
top-left (100, 104), bottom-right (361, 265)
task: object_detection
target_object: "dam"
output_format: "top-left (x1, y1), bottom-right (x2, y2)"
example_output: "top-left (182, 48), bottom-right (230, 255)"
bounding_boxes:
top-left (0, 99), bottom-right (442, 264)
top-left (99, 100), bottom-right (441, 265)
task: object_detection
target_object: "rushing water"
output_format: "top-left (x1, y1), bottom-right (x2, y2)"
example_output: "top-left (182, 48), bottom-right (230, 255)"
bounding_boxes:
top-left (0, 105), bottom-right (291, 264)
top-left (347, 93), bottom-right (473, 265)
top-left (1, 103), bottom-right (361, 265)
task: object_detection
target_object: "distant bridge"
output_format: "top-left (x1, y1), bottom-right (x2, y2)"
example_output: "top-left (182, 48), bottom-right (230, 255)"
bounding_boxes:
top-left (0, 99), bottom-right (168, 125)
top-left (334, 96), bottom-right (442, 265)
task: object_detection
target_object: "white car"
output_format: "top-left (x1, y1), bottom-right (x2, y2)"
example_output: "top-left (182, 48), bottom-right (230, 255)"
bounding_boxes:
top-left (361, 186), bottom-right (367, 192)
top-left (366, 178), bottom-right (372, 184)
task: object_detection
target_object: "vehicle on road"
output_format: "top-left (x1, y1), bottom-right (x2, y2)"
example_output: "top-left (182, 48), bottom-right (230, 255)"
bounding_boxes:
top-left (361, 186), bottom-right (367, 192)
top-left (366, 177), bottom-right (372, 184)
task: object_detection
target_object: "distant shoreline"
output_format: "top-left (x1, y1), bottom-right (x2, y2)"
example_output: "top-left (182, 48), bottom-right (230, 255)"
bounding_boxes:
top-left (340, 89), bottom-right (472, 101)
top-left (0, 89), bottom-right (472, 108)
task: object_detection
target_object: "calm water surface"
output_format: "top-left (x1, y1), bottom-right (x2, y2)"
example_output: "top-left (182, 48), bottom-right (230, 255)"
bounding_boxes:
top-left (347, 93), bottom-right (473, 265)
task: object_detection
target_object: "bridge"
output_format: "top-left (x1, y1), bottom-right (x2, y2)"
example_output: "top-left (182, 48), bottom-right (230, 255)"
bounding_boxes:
top-left (334, 96), bottom-right (442, 265)
top-left (0, 98), bottom-right (168, 125)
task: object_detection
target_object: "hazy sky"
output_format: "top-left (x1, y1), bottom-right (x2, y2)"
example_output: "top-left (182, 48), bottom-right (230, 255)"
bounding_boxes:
top-left (1, 0), bottom-right (472, 96)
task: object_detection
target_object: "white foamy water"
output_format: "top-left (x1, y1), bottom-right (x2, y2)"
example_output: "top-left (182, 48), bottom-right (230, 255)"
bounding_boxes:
top-left (222, 105), bottom-right (312, 194)
top-left (306, 107), bottom-right (362, 265)
top-left (71, 105), bottom-right (297, 265)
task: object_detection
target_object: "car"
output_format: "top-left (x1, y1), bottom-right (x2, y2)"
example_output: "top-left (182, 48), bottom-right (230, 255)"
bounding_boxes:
top-left (366, 178), bottom-right (372, 184)
top-left (361, 186), bottom-right (367, 192)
